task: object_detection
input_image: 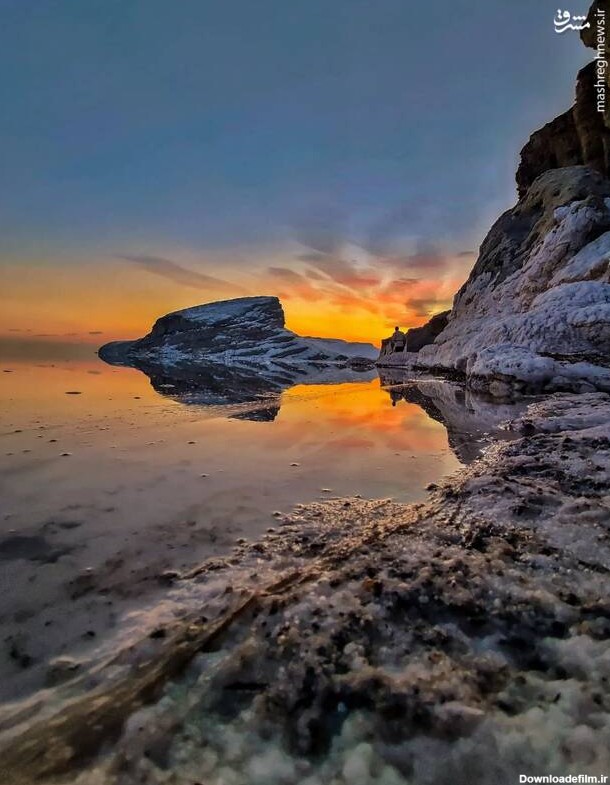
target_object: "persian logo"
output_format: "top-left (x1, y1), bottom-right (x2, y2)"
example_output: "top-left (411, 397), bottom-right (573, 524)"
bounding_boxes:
top-left (554, 9), bottom-right (591, 33)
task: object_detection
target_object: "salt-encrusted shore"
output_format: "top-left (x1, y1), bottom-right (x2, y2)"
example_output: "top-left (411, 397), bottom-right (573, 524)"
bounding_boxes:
top-left (1, 391), bottom-right (609, 785)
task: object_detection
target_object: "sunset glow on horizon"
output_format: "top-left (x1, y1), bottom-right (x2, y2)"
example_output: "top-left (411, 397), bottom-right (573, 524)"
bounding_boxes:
top-left (0, 246), bottom-right (472, 352)
top-left (0, 1), bottom-right (587, 357)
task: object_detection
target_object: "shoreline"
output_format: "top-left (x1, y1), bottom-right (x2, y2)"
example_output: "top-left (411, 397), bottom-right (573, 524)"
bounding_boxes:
top-left (2, 391), bottom-right (609, 784)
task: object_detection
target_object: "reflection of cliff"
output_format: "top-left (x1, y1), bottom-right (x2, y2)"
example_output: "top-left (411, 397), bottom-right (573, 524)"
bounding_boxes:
top-left (378, 370), bottom-right (528, 463)
top-left (133, 359), bottom-right (376, 422)
top-left (144, 363), bottom-right (281, 421)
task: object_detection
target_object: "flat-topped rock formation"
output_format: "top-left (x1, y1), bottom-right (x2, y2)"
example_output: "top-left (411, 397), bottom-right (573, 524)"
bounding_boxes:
top-left (99, 296), bottom-right (376, 387)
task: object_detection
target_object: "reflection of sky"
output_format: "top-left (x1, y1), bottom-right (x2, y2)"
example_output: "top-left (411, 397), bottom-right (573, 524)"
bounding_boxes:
top-left (0, 0), bottom-right (590, 343)
top-left (0, 360), bottom-right (460, 522)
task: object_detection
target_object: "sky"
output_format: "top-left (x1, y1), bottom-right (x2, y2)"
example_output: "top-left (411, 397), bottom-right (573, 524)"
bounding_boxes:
top-left (0, 0), bottom-right (593, 349)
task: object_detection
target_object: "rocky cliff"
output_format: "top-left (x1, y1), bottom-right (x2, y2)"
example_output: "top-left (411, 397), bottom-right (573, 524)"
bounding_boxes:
top-left (380, 4), bottom-right (610, 397)
top-left (378, 311), bottom-right (450, 366)
top-left (517, 0), bottom-right (610, 196)
top-left (99, 296), bottom-right (377, 382)
top-left (416, 166), bottom-right (610, 396)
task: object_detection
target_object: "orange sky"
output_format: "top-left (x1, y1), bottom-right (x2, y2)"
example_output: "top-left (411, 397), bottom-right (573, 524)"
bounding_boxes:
top-left (1, 246), bottom-right (474, 349)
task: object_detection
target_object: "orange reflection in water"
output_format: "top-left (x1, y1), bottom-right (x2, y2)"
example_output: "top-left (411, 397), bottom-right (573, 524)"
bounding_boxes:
top-left (0, 358), bottom-right (163, 425)
top-left (275, 379), bottom-right (449, 455)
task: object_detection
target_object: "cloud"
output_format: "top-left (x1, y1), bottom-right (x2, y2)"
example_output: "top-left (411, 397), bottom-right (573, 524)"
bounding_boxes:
top-left (117, 254), bottom-right (245, 293)
top-left (385, 241), bottom-right (453, 275)
top-left (294, 251), bottom-right (382, 291)
top-left (267, 266), bottom-right (304, 282)
top-left (364, 200), bottom-right (428, 257)
top-left (404, 296), bottom-right (446, 318)
top-left (266, 266), bottom-right (324, 302)
top-left (291, 206), bottom-right (346, 256)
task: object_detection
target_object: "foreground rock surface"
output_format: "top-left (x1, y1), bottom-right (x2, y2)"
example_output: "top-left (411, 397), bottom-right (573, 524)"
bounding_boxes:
top-left (2, 392), bottom-right (609, 785)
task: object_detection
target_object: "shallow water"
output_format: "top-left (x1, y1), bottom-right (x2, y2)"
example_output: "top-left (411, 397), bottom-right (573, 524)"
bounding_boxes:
top-left (0, 355), bottom-right (525, 702)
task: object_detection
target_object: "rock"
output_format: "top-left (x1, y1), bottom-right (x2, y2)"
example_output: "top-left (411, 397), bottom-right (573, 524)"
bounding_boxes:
top-left (159, 570), bottom-right (180, 584)
top-left (99, 296), bottom-right (376, 371)
top-left (516, 1), bottom-right (610, 197)
top-left (385, 3), bottom-right (610, 396)
top-left (405, 310), bottom-right (450, 353)
top-left (516, 64), bottom-right (607, 198)
top-left (45, 657), bottom-right (82, 686)
top-left (98, 297), bottom-right (377, 406)
top-left (377, 312), bottom-right (450, 365)
top-left (413, 165), bottom-right (610, 395)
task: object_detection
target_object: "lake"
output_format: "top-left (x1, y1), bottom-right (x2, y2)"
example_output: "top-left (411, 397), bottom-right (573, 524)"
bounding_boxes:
top-left (0, 354), bottom-right (525, 702)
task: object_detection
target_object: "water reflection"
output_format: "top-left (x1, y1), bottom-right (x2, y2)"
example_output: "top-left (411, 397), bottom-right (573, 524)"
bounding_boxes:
top-left (98, 356), bottom-right (527, 460)
top-left (378, 369), bottom-right (529, 463)
top-left (143, 362), bottom-right (283, 421)
top-left (0, 357), bottom-right (528, 701)
top-left (125, 358), bottom-right (377, 421)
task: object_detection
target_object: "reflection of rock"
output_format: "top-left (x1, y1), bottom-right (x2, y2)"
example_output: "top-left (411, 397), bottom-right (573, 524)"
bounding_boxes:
top-left (99, 296), bottom-right (377, 372)
top-left (132, 358), bottom-right (376, 422)
top-left (143, 362), bottom-right (282, 421)
top-left (379, 369), bottom-right (528, 462)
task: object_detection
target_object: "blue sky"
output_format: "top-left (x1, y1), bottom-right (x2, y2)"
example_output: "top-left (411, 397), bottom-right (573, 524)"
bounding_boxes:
top-left (0, 0), bottom-right (595, 343)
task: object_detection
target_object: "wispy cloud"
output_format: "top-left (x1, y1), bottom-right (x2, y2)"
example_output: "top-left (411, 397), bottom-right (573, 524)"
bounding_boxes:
top-left (116, 254), bottom-right (245, 294)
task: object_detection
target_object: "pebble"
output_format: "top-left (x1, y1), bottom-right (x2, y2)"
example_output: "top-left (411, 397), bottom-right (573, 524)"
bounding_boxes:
top-left (64, 391), bottom-right (82, 395)
top-left (159, 570), bottom-right (180, 583)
